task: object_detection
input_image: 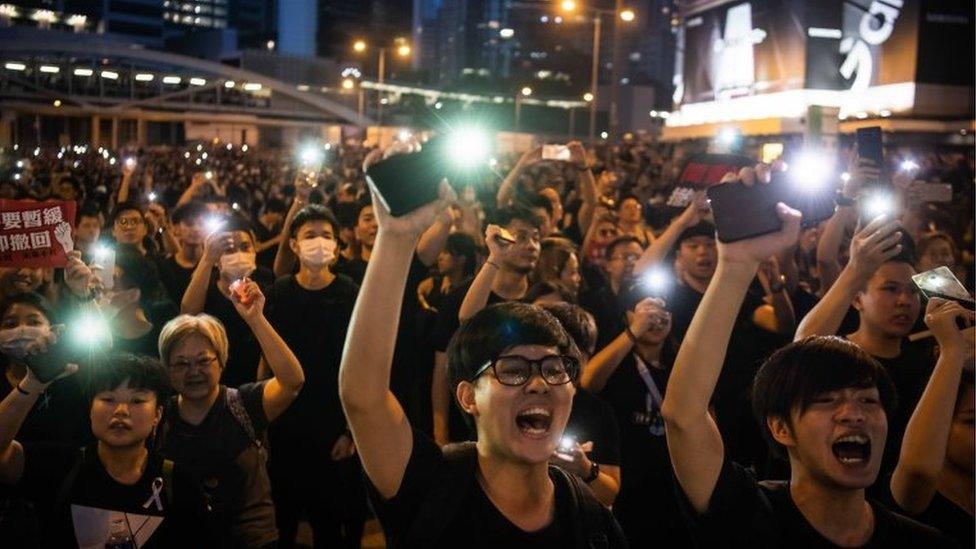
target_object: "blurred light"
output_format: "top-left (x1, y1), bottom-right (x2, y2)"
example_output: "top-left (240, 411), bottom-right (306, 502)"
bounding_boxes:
top-left (560, 0), bottom-right (577, 11)
top-left (74, 315), bottom-right (109, 347)
top-left (53, 99), bottom-right (61, 107)
top-left (446, 127), bottom-right (491, 168)
top-left (183, 151), bottom-right (191, 159)
top-left (15, 160), bottom-right (23, 168)
top-left (204, 215), bottom-right (225, 235)
top-left (33, 147), bottom-right (39, 156)
top-left (243, 82), bottom-right (262, 91)
top-left (0, 5), bottom-right (19, 18)
top-left (879, 109), bottom-right (892, 117)
top-left (205, 170), bottom-right (213, 179)
top-left (100, 70), bottom-right (119, 80)
top-left (124, 157), bottom-right (136, 168)
top-left (266, 40), bottom-right (275, 50)
top-left (540, 15), bottom-right (549, 23)
top-left (162, 75), bottom-right (181, 84)
top-left (790, 150), bottom-right (833, 191)
top-left (73, 67), bottom-right (93, 76)
top-left (862, 192), bottom-right (896, 220)
top-left (147, 191), bottom-right (157, 201)
top-left (226, 143), bottom-right (233, 150)
top-left (196, 144), bottom-right (203, 151)
top-left (434, 101), bottom-right (443, 109)
top-left (840, 172), bottom-right (851, 182)
top-left (521, 86), bottom-right (533, 96)
top-left (299, 145), bottom-right (323, 168)
top-left (855, 111), bottom-right (868, 119)
top-left (108, 157), bottom-right (116, 165)
top-left (135, 73), bottom-right (155, 82)
top-left (353, 40), bottom-right (367, 52)
top-left (397, 44), bottom-right (411, 57)
top-left (397, 130), bottom-right (411, 141)
top-left (900, 159), bottom-right (919, 172)
top-left (620, 9), bottom-right (636, 22)
top-left (717, 128), bottom-right (738, 147)
top-left (297, 84), bottom-right (309, 91)
top-left (189, 77), bottom-right (206, 86)
top-left (232, 202), bottom-right (240, 211)
top-left (600, 131), bottom-right (608, 139)
top-left (224, 80), bottom-right (235, 88)
top-left (554, 16), bottom-right (563, 23)
top-left (659, 111), bottom-right (671, 119)
top-left (650, 110), bottom-right (658, 117)
top-left (341, 78), bottom-right (355, 90)
top-left (241, 144), bottom-right (249, 152)
top-left (13, 173), bottom-right (20, 180)
top-left (500, 28), bottom-right (514, 38)
top-left (583, 92), bottom-right (594, 102)
top-left (643, 267), bottom-right (670, 294)
top-left (32, 9), bottom-right (57, 25)
top-left (201, 152), bottom-right (208, 160)
top-left (39, 65), bottom-right (59, 73)
top-left (195, 158), bottom-right (202, 165)
top-left (4, 62), bottom-right (26, 71)
top-left (66, 14), bottom-right (87, 30)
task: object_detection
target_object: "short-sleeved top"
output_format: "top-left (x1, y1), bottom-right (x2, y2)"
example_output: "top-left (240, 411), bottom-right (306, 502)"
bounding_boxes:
top-left (879, 475), bottom-right (974, 548)
top-left (15, 443), bottom-right (210, 548)
top-left (158, 382), bottom-right (275, 547)
top-left (264, 274), bottom-right (358, 477)
top-left (335, 256), bottom-right (368, 286)
top-left (579, 284), bottom-right (626, 351)
top-left (564, 388), bottom-right (621, 467)
top-left (202, 267), bottom-right (275, 387)
top-left (153, 254), bottom-right (195, 305)
top-left (679, 458), bottom-right (956, 548)
top-left (367, 429), bottom-right (627, 549)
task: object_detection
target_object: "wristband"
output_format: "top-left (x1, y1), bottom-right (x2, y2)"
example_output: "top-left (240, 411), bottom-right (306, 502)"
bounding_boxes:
top-left (15, 384), bottom-right (31, 396)
top-left (624, 325), bottom-right (638, 344)
top-left (583, 462), bottom-right (600, 483)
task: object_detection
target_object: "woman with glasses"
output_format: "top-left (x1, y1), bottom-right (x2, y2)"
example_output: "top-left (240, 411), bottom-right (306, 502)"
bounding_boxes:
top-left (154, 280), bottom-right (304, 548)
top-left (339, 166), bottom-right (627, 547)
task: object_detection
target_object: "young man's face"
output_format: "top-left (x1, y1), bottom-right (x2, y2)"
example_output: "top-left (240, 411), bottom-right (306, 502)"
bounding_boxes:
top-left (774, 386), bottom-right (888, 490)
top-left (853, 262), bottom-right (921, 339)
top-left (501, 219), bottom-right (541, 274)
top-left (355, 206), bottom-right (378, 249)
top-left (176, 215), bottom-right (206, 247)
top-left (75, 216), bottom-right (101, 246)
top-left (605, 241), bottom-right (642, 284)
top-left (676, 236), bottom-right (717, 283)
top-left (90, 379), bottom-right (161, 449)
top-left (166, 332), bottom-right (221, 402)
top-left (946, 383), bottom-right (975, 474)
top-left (460, 344), bottom-right (576, 464)
top-left (112, 210), bottom-right (147, 245)
top-left (618, 197), bottom-right (642, 224)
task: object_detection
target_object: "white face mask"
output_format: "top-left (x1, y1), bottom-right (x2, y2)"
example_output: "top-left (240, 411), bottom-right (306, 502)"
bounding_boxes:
top-left (298, 237), bottom-right (337, 269)
top-left (219, 252), bottom-right (256, 281)
top-left (0, 325), bottom-right (50, 358)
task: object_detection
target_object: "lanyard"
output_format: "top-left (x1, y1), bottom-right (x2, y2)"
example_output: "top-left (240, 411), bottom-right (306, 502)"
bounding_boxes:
top-left (634, 354), bottom-right (665, 436)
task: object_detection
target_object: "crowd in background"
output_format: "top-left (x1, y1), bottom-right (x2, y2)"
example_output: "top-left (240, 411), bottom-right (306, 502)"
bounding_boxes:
top-left (0, 131), bottom-right (973, 548)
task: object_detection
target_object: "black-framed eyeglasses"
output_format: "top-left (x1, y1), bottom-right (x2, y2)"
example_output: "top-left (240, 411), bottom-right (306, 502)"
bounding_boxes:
top-left (470, 354), bottom-right (580, 387)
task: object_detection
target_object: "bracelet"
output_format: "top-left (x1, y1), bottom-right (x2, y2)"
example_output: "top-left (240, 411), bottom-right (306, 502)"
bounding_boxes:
top-left (15, 384), bottom-right (30, 396)
top-left (624, 325), bottom-right (638, 344)
top-left (583, 462), bottom-right (600, 483)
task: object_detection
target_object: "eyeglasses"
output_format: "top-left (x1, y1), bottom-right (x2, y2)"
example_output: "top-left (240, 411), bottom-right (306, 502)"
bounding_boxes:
top-left (114, 216), bottom-right (144, 227)
top-left (169, 355), bottom-right (218, 374)
top-left (470, 354), bottom-right (579, 387)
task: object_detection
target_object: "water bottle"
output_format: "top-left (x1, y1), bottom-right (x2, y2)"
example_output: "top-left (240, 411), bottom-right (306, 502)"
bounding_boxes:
top-left (104, 517), bottom-right (136, 549)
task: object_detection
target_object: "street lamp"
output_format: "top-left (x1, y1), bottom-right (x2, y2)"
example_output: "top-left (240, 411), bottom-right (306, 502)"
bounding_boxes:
top-left (397, 44), bottom-right (411, 57)
top-left (561, 0), bottom-right (577, 11)
top-left (352, 37), bottom-right (412, 126)
top-left (620, 8), bottom-right (635, 22)
top-left (515, 86), bottom-right (533, 131)
top-left (583, 92), bottom-right (594, 102)
top-left (521, 86), bottom-right (533, 97)
top-left (353, 40), bottom-right (367, 53)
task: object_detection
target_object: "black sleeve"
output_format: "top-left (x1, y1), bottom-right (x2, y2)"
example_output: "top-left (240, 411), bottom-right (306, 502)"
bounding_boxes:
top-left (675, 457), bottom-right (770, 545)
top-left (430, 285), bottom-right (466, 352)
top-left (237, 381), bottom-right (270, 433)
top-left (16, 442), bottom-right (79, 503)
top-left (365, 428), bottom-right (446, 539)
top-left (588, 397), bottom-right (622, 467)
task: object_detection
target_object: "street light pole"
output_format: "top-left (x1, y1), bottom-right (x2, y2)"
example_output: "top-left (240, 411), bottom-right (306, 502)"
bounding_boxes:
top-left (588, 14), bottom-right (601, 143)
top-left (608, 0), bottom-right (623, 143)
top-left (515, 94), bottom-right (522, 131)
top-left (377, 47), bottom-right (386, 126)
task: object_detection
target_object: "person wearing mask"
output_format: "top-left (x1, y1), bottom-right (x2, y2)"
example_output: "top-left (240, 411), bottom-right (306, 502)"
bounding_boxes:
top-left (263, 204), bottom-right (364, 548)
top-left (339, 174), bottom-right (627, 547)
top-left (431, 205), bottom-right (543, 444)
top-left (539, 302), bottom-right (622, 509)
top-left (154, 201), bottom-right (208, 305)
top-left (661, 192), bottom-right (951, 546)
top-left (890, 298), bottom-right (974, 547)
top-left (182, 214), bottom-right (273, 387)
top-left (0, 352), bottom-right (213, 548)
top-left (156, 287), bottom-right (305, 548)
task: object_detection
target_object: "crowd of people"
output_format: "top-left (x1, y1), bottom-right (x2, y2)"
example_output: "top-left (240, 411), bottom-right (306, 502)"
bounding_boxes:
top-left (0, 131), bottom-right (972, 548)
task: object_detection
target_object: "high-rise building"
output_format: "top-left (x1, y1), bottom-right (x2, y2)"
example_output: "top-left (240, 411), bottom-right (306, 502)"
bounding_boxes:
top-left (162, 0), bottom-right (228, 30)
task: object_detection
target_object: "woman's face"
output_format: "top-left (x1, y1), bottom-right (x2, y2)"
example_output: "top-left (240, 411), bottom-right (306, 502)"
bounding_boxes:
top-left (917, 238), bottom-right (955, 272)
top-left (594, 221), bottom-right (618, 247)
top-left (559, 253), bottom-right (581, 295)
top-left (166, 332), bottom-right (221, 401)
top-left (437, 251), bottom-right (457, 275)
top-left (90, 379), bottom-right (160, 450)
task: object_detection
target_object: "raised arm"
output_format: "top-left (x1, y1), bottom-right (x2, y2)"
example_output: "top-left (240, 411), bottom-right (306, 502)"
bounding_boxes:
top-left (431, 350), bottom-right (452, 446)
top-left (176, 173), bottom-right (209, 208)
top-left (496, 146), bottom-right (541, 208)
top-left (457, 224), bottom-right (512, 321)
top-left (634, 191), bottom-right (708, 276)
top-left (795, 216), bottom-right (902, 340)
top-left (273, 184), bottom-right (311, 277)
top-left (416, 207), bottom-right (456, 267)
top-left (339, 148), bottom-right (454, 499)
top-left (581, 298), bottom-right (666, 392)
top-left (231, 281), bottom-right (305, 422)
top-left (662, 175), bottom-right (801, 513)
top-left (115, 162), bottom-right (136, 205)
top-left (181, 230), bottom-right (231, 314)
top-left (891, 299), bottom-right (974, 514)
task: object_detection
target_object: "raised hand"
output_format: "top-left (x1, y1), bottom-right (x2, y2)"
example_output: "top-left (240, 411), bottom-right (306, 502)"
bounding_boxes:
top-left (549, 439), bottom-right (594, 478)
top-left (924, 298), bottom-right (975, 353)
top-left (676, 190), bottom-right (710, 228)
top-left (720, 202), bottom-right (802, 266)
top-left (847, 216), bottom-right (903, 279)
top-left (64, 250), bottom-right (94, 297)
top-left (630, 297), bottom-right (671, 337)
top-left (230, 278), bottom-right (265, 321)
top-left (484, 224), bottom-right (518, 265)
top-left (53, 222), bottom-right (73, 253)
top-left (202, 231), bottom-right (235, 264)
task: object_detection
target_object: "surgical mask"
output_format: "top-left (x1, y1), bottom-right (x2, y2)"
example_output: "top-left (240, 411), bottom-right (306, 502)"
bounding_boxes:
top-left (219, 252), bottom-right (256, 281)
top-left (298, 237), bottom-right (336, 269)
top-left (96, 288), bottom-right (141, 319)
top-left (0, 326), bottom-right (50, 358)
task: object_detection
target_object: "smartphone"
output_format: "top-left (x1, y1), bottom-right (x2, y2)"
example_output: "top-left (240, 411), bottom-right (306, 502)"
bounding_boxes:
top-left (668, 153), bottom-right (755, 207)
top-left (855, 126), bottom-right (884, 186)
top-left (707, 171), bottom-right (836, 242)
top-left (89, 245), bottom-right (116, 291)
top-left (494, 227), bottom-right (516, 246)
top-left (21, 336), bottom-right (72, 383)
top-left (912, 267), bottom-right (974, 307)
top-left (908, 182), bottom-right (952, 203)
top-left (365, 135), bottom-right (491, 217)
top-left (542, 145), bottom-right (572, 162)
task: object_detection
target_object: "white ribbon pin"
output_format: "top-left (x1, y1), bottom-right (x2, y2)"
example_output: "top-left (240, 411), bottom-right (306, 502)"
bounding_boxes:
top-left (142, 477), bottom-right (164, 512)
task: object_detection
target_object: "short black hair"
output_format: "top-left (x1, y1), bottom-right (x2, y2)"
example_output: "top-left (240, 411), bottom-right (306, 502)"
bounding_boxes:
top-left (676, 221), bottom-right (716, 246)
top-left (604, 235), bottom-right (642, 262)
top-left (752, 336), bottom-right (897, 457)
top-left (77, 204), bottom-right (101, 223)
top-left (525, 193), bottom-right (554, 218)
top-left (265, 197), bottom-right (287, 214)
top-left (289, 204), bottom-right (339, 239)
top-left (446, 302), bottom-right (579, 413)
top-left (444, 232), bottom-right (478, 277)
top-left (109, 201), bottom-right (144, 226)
top-left (114, 244), bottom-right (165, 304)
top-left (332, 201), bottom-right (359, 230)
top-left (87, 352), bottom-right (171, 405)
top-left (538, 302), bottom-right (597, 356)
top-left (171, 201), bottom-right (208, 226)
top-left (221, 212), bottom-right (256, 240)
top-left (493, 205), bottom-right (544, 230)
top-left (616, 193), bottom-right (641, 209)
top-left (525, 281), bottom-right (576, 304)
top-left (0, 291), bottom-right (57, 324)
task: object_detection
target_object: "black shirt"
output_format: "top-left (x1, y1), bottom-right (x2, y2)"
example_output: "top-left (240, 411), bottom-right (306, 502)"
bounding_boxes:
top-left (367, 429), bottom-right (627, 549)
top-left (335, 256), bottom-right (368, 286)
top-left (158, 383), bottom-right (276, 547)
top-left (565, 388), bottom-right (621, 467)
top-left (579, 284), bottom-right (626, 351)
top-left (679, 458), bottom-right (955, 548)
top-left (113, 323), bottom-right (162, 359)
top-left (264, 273), bottom-right (359, 491)
top-left (202, 267), bottom-right (275, 388)
top-left (154, 255), bottom-right (195, 305)
top-left (910, 491), bottom-right (974, 548)
top-left (430, 278), bottom-right (509, 353)
top-left (15, 443), bottom-right (210, 548)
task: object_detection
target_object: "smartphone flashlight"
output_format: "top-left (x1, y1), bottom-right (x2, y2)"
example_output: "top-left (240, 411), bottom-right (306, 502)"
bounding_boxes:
top-left (74, 314), bottom-right (110, 346)
top-left (790, 151), bottom-right (833, 192)
top-left (559, 435), bottom-right (576, 451)
top-left (205, 170), bottom-right (214, 180)
top-left (299, 145), bottom-right (323, 168)
top-left (92, 244), bottom-right (113, 261)
top-left (861, 192), bottom-right (896, 220)
top-left (124, 157), bottom-right (136, 169)
top-left (204, 215), bottom-right (225, 235)
top-left (900, 159), bottom-right (919, 172)
top-left (642, 266), bottom-right (670, 294)
top-left (147, 191), bottom-right (158, 202)
top-left (446, 127), bottom-right (491, 168)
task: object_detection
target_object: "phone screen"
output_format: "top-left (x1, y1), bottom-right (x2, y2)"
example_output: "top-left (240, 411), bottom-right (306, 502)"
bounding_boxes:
top-left (912, 267), bottom-right (974, 306)
top-left (856, 127), bottom-right (884, 170)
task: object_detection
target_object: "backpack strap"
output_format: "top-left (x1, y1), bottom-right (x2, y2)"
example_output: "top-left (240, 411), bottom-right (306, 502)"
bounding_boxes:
top-left (549, 465), bottom-right (610, 549)
top-left (402, 441), bottom-right (478, 547)
top-left (55, 447), bottom-right (87, 510)
top-left (225, 387), bottom-right (261, 448)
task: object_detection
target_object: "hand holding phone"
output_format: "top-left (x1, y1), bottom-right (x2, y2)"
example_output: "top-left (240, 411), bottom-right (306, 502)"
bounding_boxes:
top-left (542, 145), bottom-right (572, 162)
top-left (913, 266), bottom-right (975, 306)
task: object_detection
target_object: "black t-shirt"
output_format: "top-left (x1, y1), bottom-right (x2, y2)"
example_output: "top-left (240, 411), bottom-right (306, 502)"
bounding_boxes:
top-left (202, 267), bottom-right (275, 388)
top-left (565, 388), bottom-right (621, 467)
top-left (335, 256), bottom-right (368, 286)
top-left (0, 371), bottom-right (90, 447)
top-left (264, 274), bottom-right (359, 488)
top-left (430, 278), bottom-right (509, 353)
top-left (153, 255), bottom-right (196, 305)
top-left (254, 222), bottom-right (281, 270)
top-left (579, 284), bottom-right (626, 351)
top-left (367, 429), bottom-right (627, 549)
top-left (113, 323), bottom-right (163, 359)
top-left (679, 458), bottom-right (955, 548)
top-left (158, 382), bottom-right (276, 547)
top-left (879, 474), bottom-right (974, 548)
top-left (15, 443), bottom-right (210, 548)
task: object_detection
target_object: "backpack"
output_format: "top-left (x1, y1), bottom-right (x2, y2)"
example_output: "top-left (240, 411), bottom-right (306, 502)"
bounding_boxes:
top-left (403, 442), bottom-right (612, 549)
top-left (56, 447), bottom-right (174, 511)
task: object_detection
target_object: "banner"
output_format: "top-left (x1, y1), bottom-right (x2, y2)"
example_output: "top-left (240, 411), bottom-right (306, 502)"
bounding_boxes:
top-left (0, 200), bottom-right (76, 268)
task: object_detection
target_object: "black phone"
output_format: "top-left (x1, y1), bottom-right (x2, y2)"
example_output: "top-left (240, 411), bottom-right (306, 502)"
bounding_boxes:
top-left (855, 126), bottom-right (884, 186)
top-left (20, 337), bottom-right (72, 383)
top-left (364, 135), bottom-right (491, 217)
top-left (707, 171), bottom-right (836, 243)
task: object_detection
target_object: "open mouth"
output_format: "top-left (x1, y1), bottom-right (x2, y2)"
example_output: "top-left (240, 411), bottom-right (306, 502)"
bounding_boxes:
top-left (832, 434), bottom-right (871, 465)
top-left (109, 420), bottom-right (132, 431)
top-left (515, 406), bottom-right (553, 439)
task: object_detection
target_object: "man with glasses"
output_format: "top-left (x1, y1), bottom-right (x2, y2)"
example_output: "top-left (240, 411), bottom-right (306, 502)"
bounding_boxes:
top-left (110, 202), bottom-right (150, 256)
top-left (430, 205), bottom-right (543, 444)
top-left (339, 176), bottom-right (627, 547)
top-left (580, 235), bottom-right (643, 350)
